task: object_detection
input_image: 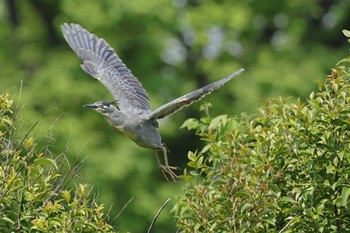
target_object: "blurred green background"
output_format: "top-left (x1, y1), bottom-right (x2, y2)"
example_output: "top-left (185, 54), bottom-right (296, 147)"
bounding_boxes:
top-left (0, 0), bottom-right (349, 232)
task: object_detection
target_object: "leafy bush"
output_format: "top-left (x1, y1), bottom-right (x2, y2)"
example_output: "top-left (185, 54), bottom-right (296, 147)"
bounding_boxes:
top-left (0, 93), bottom-right (116, 232)
top-left (176, 32), bottom-right (350, 232)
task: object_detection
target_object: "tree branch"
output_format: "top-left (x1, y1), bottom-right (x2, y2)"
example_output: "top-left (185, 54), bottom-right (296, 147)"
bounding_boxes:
top-left (147, 198), bottom-right (171, 233)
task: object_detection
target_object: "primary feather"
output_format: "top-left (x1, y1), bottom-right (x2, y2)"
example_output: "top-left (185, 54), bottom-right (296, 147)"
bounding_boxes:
top-left (145, 68), bottom-right (244, 120)
top-left (61, 23), bottom-right (152, 113)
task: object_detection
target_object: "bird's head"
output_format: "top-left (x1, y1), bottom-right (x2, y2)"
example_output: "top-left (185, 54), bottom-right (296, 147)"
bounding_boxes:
top-left (83, 101), bottom-right (118, 117)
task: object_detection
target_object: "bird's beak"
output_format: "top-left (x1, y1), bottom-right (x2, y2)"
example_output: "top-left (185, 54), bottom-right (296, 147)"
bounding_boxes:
top-left (83, 103), bottom-right (98, 109)
top-left (109, 100), bottom-right (117, 105)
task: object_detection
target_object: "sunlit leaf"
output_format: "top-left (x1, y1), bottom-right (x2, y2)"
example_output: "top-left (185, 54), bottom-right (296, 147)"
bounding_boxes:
top-left (341, 186), bottom-right (350, 207)
top-left (34, 158), bottom-right (58, 170)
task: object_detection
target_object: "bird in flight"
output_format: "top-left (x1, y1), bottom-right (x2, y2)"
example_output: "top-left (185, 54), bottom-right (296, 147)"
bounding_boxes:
top-left (61, 23), bottom-right (244, 182)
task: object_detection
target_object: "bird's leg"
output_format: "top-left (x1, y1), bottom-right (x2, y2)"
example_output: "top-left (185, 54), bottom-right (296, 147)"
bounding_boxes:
top-left (161, 146), bottom-right (178, 170)
top-left (154, 146), bottom-right (178, 182)
top-left (154, 151), bottom-right (169, 181)
top-left (161, 146), bottom-right (178, 182)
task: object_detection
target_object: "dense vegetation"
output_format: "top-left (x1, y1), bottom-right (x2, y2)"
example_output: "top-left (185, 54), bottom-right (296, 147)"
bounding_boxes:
top-left (1, 1), bottom-right (349, 231)
top-left (0, 92), bottom-right (116, 231)
top-left (1, 34), bottom-right (350, 232)
top-left (176, 31), bottom-right (350, 232)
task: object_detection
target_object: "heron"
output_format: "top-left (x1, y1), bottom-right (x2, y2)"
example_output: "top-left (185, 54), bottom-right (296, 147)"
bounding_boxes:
top-left (61, 23), bottom-right (244, 182)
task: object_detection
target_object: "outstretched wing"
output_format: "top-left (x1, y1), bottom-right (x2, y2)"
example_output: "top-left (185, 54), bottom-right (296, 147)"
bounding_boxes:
top-left (61, 23), bottom-right (152, 113)
top-left (146, 68), bottom-right (244, 120)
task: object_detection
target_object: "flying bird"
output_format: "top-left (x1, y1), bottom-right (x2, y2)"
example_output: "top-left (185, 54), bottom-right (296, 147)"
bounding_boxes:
top-left (61, 23), bottom-right (244, 181)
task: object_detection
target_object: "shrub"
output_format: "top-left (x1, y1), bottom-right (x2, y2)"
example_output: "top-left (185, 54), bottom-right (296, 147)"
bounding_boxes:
top-left (0, 92), bottom-right (116, 232)
top-left (176, 31), bottom-right (350, 232)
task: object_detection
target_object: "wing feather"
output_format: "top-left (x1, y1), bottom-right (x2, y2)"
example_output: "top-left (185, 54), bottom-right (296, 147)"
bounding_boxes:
top-left (61, 23), bottom-right (152, 113)
top-left (145, 68), bottom-right (244, 120)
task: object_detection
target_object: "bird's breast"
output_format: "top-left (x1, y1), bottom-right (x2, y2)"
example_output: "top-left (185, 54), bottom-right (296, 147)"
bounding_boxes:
top-left (115, 119), bottom-right (162, 149)
top-left (106, 110), bottom-right (162, 149)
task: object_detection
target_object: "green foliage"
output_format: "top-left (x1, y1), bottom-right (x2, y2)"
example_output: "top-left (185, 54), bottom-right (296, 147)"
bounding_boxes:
top-left (0, 93), bottom-right (13, 137)
top-left (176, 53), bottom-right (350, 231)
top-left (1, 1), bottom-right (349, 231)
top-left (0, 93), bottom-right (115, 232)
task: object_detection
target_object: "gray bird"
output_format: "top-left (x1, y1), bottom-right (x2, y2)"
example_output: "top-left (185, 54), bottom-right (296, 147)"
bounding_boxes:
top-left (61, 23), bottom-right (244, 181)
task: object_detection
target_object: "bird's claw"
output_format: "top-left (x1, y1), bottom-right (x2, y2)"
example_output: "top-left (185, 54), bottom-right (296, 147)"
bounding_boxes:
top-left (159, 164), bottom-right (178, 182)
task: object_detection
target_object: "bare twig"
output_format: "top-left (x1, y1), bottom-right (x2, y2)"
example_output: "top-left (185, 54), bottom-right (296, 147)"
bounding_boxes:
top-left (279, 215), bottom-right (299, 233)
top-left (147, 198), bottom-right (171, 233)
top-left (104, 203), bottom-right (114, 222)
top-left (112, 196), bottom-right (135, 223)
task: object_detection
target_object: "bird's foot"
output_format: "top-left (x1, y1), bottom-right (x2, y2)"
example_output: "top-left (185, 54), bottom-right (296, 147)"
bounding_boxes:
top-left (159, 164), bottom-right (178, 182)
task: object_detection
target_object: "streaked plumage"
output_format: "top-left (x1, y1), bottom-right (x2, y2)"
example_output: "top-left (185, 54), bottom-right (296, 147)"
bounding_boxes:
top-left (61, 23), bottom-right (151, 112)
top-left (61, 23), bottom-right (244, 181)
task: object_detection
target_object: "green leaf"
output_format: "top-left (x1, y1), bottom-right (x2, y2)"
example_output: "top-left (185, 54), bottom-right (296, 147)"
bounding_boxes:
top-left (2, 216), bottom-right (15, 224)
top-left (342, 29), bottom-right (350, 38)
top-left (332, 178), bottom-right (346, 190)
top-left (337, 57), bottom-right (350, 65)
top-left (286, 205), bottom-right (303, 215)
top-left (62, 190), bottom-right (71, 203)
top-left (233, 190), bottom-right (250, 198)
top-left (261, 216), bottom-right (275, 225)
top-left (341, 186), bottom-right (350, 207)
top-left (241, 203), bottom-right (254, 212)
top-left (279, 196), bottom-right (296, 204)
top-left (34, 158), bottom-right (58, 170)
top-left (188, 151), bottom-right (198, 161)
top-left (208, 115), bottom-right (228, 130)
top-left (200, 144), bottom-right (211, 153)
top-left (180, 118), bottom-right (199, 130)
